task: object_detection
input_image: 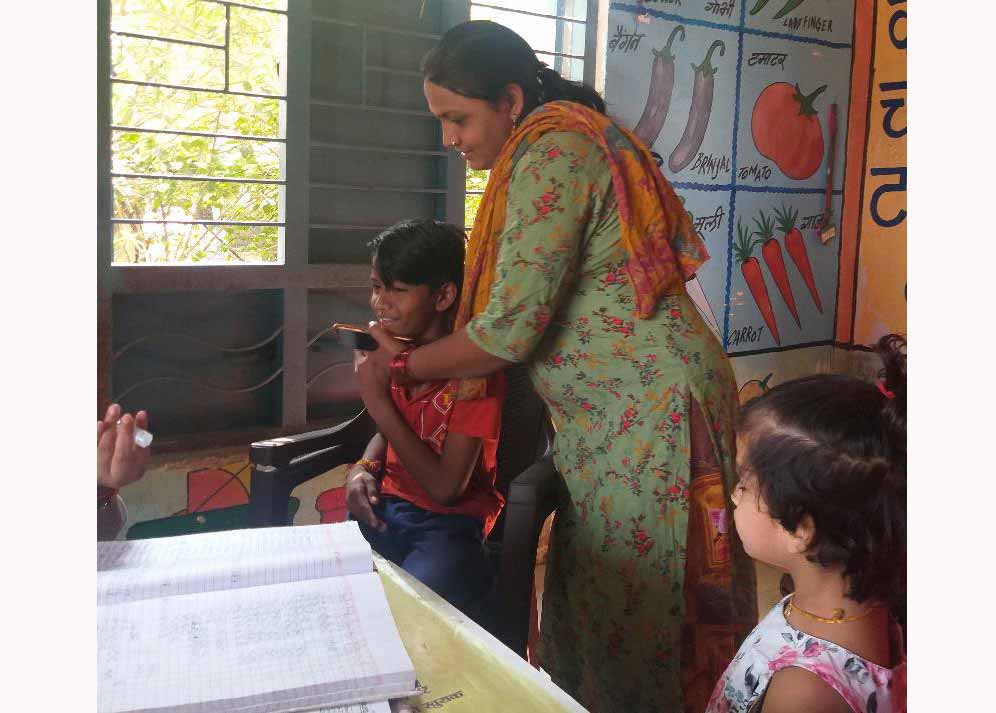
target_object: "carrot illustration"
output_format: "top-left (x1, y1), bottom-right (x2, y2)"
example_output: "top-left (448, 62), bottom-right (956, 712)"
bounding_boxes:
top-left (735, 220), bottom-right (780, 346)
top-left (669, 40), bottom-right (725, 173)
top-left (754, 211), bottom-right (800, 329)
top-left (633, 25), bottom-right (685, 148)
top-left (774, 204), bottom-right (823, 313)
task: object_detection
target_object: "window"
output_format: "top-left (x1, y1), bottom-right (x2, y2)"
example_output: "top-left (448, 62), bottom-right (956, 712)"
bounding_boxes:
top-left (109, 0), bottom-right (288, 264)
top-left (98, 0), bottom-right (468, 445)
top-left (464, 1), bottom-right (598, 228)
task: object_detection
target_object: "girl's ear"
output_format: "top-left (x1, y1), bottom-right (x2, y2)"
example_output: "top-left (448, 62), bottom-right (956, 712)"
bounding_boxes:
top-left (787, 515), bottom-right (816, 555)
top-left (434, 282), bottom-right (458, 312)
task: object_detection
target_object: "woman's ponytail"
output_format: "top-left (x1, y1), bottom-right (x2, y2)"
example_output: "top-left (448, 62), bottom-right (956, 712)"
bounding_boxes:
top-left (423, 21), bottom-right (606, 117)
top-left (537, 65), bottom-right (605, 114)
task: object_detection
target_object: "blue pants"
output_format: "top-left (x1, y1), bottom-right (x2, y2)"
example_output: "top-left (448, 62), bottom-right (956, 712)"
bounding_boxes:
top-left (356, 497), bottom-right (493, 612)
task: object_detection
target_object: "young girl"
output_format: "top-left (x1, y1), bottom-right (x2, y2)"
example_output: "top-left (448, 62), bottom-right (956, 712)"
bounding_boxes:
top-left (707, 335), bottom-right (906, 713)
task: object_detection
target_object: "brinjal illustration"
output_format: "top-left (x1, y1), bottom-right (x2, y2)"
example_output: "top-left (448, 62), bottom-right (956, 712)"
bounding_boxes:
top-left (633, 25), bottom-right (685, 148)
top-left (668, 40), bottom-right (725, 174)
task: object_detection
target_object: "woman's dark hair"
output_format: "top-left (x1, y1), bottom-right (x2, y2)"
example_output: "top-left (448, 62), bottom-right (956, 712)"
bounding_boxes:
top-left (739, 334), bottom-right (907, 610)
top-left (421, 20), bottom-right (605, 116)
top-left (368, 219), bottom-right (466, 297)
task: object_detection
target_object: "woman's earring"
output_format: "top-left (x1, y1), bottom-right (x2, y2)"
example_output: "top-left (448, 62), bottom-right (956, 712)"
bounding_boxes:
top-left (511, 113), bottom-right (519, 126)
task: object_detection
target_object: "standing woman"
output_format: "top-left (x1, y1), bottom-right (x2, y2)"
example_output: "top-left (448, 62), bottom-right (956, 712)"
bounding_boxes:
top-left (359, 21), bottom-right (756, 712)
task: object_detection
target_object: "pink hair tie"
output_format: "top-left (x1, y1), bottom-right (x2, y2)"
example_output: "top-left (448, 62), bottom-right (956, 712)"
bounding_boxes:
top-left (877, 380), bottom-right (895, 399)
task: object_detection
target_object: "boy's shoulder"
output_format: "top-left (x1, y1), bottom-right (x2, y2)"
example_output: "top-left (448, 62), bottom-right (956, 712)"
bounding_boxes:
top-left (389, 371), bottom-right (505, 408)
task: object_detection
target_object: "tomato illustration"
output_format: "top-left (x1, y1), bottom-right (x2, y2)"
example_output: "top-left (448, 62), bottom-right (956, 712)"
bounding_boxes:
top-left (751, 82), bottom-right (826, 180)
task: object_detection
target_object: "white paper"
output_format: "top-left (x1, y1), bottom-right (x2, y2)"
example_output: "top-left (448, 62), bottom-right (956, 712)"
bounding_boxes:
top-left (98, 573), bottom-right (416, 713)
top-left (98, 522), bottom-right (373, 606)
top-left (318, 702), bottom-right (390, 713)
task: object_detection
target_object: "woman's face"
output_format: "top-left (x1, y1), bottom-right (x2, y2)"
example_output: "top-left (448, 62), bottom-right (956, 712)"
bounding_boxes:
top-left (423, 79), bottom-right (521, 170)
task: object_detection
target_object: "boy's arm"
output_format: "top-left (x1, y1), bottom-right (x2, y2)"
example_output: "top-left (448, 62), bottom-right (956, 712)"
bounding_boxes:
top-left (355, 432), bottom-right (387, 473)
top-left (345, 432), bottom-right (388, 532)
top-left (364, 393), bottom-right (482, 506)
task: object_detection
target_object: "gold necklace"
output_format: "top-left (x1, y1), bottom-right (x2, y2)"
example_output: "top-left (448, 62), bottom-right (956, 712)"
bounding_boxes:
top-left (785, 594), bottom-right (879, 624)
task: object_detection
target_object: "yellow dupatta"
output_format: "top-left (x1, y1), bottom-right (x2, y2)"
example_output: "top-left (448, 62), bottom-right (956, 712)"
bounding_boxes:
top-left (455, 101), bottom-right (709, 399)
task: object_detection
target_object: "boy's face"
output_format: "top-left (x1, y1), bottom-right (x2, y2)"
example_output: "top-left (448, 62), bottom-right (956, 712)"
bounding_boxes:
top-left (370, 266), bottom-right (455, 341)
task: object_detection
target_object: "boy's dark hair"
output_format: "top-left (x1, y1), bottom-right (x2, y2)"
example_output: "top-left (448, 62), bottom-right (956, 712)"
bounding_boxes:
top-left (368, 219), bottom-right (466, 297)
top-left (422, 20), bottom-right (606, 118)
top-left (739, 334), bottom-right (907, 611)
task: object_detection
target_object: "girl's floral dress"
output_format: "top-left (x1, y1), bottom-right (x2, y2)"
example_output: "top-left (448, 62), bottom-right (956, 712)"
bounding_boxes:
top-left (706, 595), bottom-right (907, 713)
top-left (466, 129), bottom-right (757, 713)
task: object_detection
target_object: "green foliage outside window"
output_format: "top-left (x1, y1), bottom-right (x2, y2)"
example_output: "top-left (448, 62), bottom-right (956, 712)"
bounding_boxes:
top-left (110, 0), bottom-right (286, 264)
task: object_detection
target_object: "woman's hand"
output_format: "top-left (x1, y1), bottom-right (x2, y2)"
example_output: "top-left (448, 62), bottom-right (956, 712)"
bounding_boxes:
top-left (345, 468), bottom-right (386, 532)
top-left (359, 321), bottom-right (408, 379)
top-left (97, 403), bottom-right (151, 490)
top-left (354, 349), bottom-right (392, 410)
top-left (354, 322), bottom-right (413, 398)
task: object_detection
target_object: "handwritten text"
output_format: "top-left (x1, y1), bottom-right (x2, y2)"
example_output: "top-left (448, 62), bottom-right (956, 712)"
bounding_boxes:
top-left (782, 16), bottom-right (833, 33)
top-left (691, 152), bottom-right (731, 180)
top-left (799, 212), bottom-right (826, 230)
top-left (705, 0), bottom-right (735, 17)
top-left (693, 205), bottom-right (725, 234)
top-left (609, 25), bottom-right (645, 53)
top-left (728, 325), bottom-right (766, 347)
top-left (737, 163), bottom-right (772, 182)
top-left (748, 52), bottom-right (788, 69)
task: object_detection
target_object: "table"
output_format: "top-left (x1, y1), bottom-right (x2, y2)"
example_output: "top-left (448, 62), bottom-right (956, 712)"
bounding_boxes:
top-left (374, 556), bottom-right (588, 713)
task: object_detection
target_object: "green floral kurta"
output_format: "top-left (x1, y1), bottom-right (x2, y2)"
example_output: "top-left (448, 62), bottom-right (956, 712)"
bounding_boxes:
top-left (467, 130), bottom-right (757, 712)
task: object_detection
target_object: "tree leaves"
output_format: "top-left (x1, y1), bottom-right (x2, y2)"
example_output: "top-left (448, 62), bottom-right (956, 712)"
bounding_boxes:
top-left (111, 0), bottom-right (284, 264)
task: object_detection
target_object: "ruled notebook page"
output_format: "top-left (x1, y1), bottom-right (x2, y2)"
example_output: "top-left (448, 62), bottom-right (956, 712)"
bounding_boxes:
top-left (98, 522), bottom-right (373, 606)
top-left (318, 703), bottom-right (390, 713)
top-left (97, 572), bottom-right (417, 713)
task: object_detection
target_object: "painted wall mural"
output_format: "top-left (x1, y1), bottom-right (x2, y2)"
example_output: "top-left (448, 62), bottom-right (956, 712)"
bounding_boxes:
top-left (607, 0), bottom-right (854, 356)
top-left (839, 0), bottom-right (906, 346)
top-left (121, 450), bottom-right (349, 539)
top-left (116, 2), bottom-right (903, 539)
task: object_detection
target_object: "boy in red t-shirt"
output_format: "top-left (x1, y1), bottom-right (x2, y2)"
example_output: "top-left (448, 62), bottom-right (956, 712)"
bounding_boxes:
top-left (348, 219), bottom-right (504, 612)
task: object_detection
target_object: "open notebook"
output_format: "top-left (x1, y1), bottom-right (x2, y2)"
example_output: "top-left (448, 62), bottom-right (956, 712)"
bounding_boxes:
top-left (98, 523), bottom-right (417, 713)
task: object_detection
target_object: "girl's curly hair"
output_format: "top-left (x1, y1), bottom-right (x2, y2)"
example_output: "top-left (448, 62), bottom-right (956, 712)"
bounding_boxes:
top-left (739, 335), bottom-right (906, 611)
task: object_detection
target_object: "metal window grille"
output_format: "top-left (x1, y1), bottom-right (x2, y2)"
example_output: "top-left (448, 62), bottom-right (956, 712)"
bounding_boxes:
top-left (464, 1), bottom-right (598, 230)
top-left (108, 0), bottom-right (289, 265)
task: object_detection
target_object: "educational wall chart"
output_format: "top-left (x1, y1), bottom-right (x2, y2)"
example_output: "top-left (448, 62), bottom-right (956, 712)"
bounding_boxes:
top-left (851, 0), bottom-right (905, 345)
top-left (606, 0), bottom-right (855, 354)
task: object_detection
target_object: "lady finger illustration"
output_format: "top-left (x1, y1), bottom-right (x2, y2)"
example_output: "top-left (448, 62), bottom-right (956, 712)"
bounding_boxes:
top-left (669, 39), bottom-right (725, 174)
top-left (773, 0), bottom-right (808, 19)
top-left (633, 25), bottom-right (685, 148)
top-left (751, 0), bottom-right (809, 18)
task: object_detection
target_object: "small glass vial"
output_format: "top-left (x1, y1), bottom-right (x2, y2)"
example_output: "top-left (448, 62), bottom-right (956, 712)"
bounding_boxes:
top-left (117, 420), bottom-right (154, 448)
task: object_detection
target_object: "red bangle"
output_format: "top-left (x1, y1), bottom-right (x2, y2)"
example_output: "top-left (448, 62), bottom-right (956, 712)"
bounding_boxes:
top-left (354, 458), bottom-right (382, 474)
top-left (389, 348), bottom-right (415, 385)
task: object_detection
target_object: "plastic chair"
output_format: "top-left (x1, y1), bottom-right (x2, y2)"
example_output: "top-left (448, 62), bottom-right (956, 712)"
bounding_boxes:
top-left (246, 364), bottom-right (563, 658)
